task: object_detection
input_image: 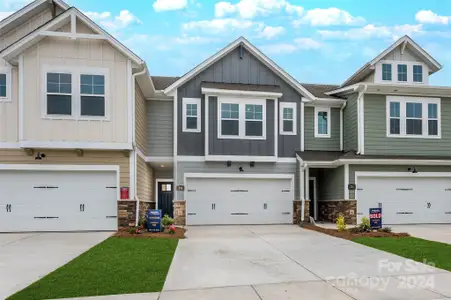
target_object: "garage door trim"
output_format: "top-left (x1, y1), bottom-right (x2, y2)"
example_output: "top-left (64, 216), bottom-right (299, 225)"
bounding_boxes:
top-left (355, 171), bottom-right (451, 224)
top-left (0, 164), bottom-right (120, 199)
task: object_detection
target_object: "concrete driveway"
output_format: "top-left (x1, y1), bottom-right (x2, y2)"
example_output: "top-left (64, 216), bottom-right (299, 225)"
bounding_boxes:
top-left (0, 232), bottom-right (112, 299)
top-left (391, 224), bottom-right (451, 244)
top-left (161, 225), bottom-right (451, 300)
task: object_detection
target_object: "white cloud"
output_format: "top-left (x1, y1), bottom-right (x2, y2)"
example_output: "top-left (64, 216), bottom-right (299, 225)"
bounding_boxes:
top-left (215, 0), bottom-right (289, 19)
top-left (98, 10), bottom-right (142, 31)
top-left (2, 0), bottom-right (30, 10)
top-left (258, 25), bottom-right (285, 39)
top-left (183, 18), bottom-right (260, 33)
top-left (84, 11), bottom-right (111, 21)
top-left (174, 34), bottom-right (220, 44)
top-left (415, 10), bottom-right (450, 25)
top-left (153, 0), bottom-right (187, 12)
top-left (294, 7), bottom-right (365, 27)
top-left (319, 24), bottom-right (423, 40)
top-left (261, 37), bottom-right (322, 54)
top-left (285, 3), bottom-right (303, 16)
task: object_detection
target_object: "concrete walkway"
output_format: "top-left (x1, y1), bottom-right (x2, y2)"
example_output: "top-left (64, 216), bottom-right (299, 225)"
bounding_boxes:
top-left (0, 232), bottom-right (112, 299)
top-left (391, 224), bottom-right (451, 244)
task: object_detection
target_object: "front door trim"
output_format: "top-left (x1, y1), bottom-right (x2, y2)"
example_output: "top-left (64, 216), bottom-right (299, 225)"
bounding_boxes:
top-left (155, 178), bottom-right (174, 210)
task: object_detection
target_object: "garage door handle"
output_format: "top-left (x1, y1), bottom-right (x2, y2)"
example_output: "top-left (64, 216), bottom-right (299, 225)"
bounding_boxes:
top-left (106, 216), bottom-right (117, 219)
top-left (80, 204), bottom-right (85, 212)
top-left (187, 213), bottom-right (196, 215)
top-left (6, 204), bottom-right (11, 212)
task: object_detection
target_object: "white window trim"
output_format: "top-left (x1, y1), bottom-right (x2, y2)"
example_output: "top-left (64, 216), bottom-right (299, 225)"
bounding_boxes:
top-left (386, 96), bottom-right (441, 139)
top-left (218, 97), bottom-right (267, 140)
top-left (280, 102), bottom-right (297, 135)
top-left (182, 97), bottom-right (201, 133)
top-left (42, 65), bottom-right (109, 121)
top-left (314, 107), bottom-right (331, 138)
top-left (376, 61), bottom-right (429, 85)
top-left (0, 66), bottom-right (12, 102)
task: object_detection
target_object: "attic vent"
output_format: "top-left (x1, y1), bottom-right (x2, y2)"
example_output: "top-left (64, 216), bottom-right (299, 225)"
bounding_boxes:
top-left (239, 44), bottom-right (244, 59)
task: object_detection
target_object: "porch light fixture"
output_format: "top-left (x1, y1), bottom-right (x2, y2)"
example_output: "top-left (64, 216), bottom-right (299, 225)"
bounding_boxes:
top-left (239, 166), bottom-right (244, 172)
top-left (226, 160), bottom-right (232, 167)
top-left (249, 161), bottom-right (255, 168)
top-left (408, 167), bottom-right (418, 174)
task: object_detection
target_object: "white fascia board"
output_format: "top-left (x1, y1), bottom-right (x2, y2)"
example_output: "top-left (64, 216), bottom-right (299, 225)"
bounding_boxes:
top-left (145, 156), bottom-right (174, 163)
top-left (0, 164), bottom-right (119, 172)
top-left (340, 159), bottom-right (451, 166)
top-left (164, 37), bottom-right (316, 100)
top-left (326, 84), bottom-right (360, 96)
top-left (185, 172), bottom-right (294, 180)
top-left (205, 155), bottom-right (277, 163)
top-left (355, 171), bottom-right (451, 178)
top-left (305, 99), bottom-right (346, 108)
top-left (201, 87), bottom-right (282, 98)
top-left (19, 141), bottom-right (133, 150)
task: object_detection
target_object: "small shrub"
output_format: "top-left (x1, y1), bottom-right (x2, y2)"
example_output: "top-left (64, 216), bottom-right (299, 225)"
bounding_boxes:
top-left (378, 227), bottom-right (392, 233)
top-left (162, 214), bottom-right (174, 227)
top-left (336, 214), bottom-right (347, 232)
top-left (359, 217), bottom-right (371, 232)
top-left (138, 217), bottom-right (147, 228)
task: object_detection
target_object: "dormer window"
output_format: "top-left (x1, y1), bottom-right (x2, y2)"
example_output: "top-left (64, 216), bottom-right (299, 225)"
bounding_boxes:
top-left (397, 64), bottom-right (407, 82)
top-left (413, 65), bottom-right (423, 82)
top-left (382, 64), bottom-right (392, 81)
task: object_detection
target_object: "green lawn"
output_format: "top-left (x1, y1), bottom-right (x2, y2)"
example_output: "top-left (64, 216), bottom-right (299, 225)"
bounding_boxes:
top-left (353, 237), bottom-right (451, 272)
top-left (8, 237), bottom-right (178, 300)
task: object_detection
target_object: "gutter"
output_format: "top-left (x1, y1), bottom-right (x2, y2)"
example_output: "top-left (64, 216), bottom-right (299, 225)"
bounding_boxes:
top-left (131, 63), bottom-right (148, 227)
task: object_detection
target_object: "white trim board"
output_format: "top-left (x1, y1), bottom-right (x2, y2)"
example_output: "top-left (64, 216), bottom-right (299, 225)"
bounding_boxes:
top-left (201, 87), bottom-right (282, 98)
top-left (19, 141), bottom-right (133, 150)
top-left (164, 37), bottom-right (316, 100)
top-left (184, 172), bottom-right (294, 180)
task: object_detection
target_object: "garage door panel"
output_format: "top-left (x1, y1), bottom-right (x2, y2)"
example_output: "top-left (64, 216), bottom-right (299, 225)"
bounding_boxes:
top-left (186, 177), bottom-right (293, 225)
top-left (358, 176), bottom-right (451, 225)
top-left (0, 169), bottom-right (117, 232)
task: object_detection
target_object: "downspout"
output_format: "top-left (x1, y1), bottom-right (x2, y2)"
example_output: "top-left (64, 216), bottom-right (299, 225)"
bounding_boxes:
top-left (132, 64), bottom-right (148, 226)
top-left (356, 84), bottom-right (367, 155)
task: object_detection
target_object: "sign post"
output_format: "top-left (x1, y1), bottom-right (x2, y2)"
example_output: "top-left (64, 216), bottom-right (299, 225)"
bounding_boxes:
top-left (147, 209), bottom-right (162, 232)
top-left (369, 208), bottom-right (382, 230)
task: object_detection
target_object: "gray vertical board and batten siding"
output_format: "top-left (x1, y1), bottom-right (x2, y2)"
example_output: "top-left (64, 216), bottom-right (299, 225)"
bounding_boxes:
top-left (343, 93), bottom-right (358, 152)
top-left (304, 107), bottom-right (341, 151)
top-left (208, 97), bottom-right (275, 156)
top-left (177, 45), bottom-right (302, 157)
top-left (317, 166), bottom-right (344, 200)
top-left (364, 95), bottom-right (451, 156)
top-left (147, 101), bottom-right (173, 156)
top-left (176, 161), bottom-right (297, 199)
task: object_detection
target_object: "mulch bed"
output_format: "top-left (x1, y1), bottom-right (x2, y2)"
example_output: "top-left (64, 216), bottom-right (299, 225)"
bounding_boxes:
top-left (115, 227), bottom-right (186, 239)
top-left (301, 223), bottom-right (410, 240)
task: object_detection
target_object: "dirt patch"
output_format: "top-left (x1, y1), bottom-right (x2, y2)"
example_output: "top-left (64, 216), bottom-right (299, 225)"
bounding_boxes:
top-left (115, 227), bottom-right (186, 239)
top-left (301, 224), bottom-right (410, 240)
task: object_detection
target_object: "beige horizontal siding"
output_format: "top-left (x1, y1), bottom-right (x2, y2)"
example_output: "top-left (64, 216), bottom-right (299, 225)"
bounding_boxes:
top-left (0, 149), bottom-right (130, 187)
top-left (137, 155), bottom-right (153, 202)
top-left (135, 84), bottom-right (147, 154)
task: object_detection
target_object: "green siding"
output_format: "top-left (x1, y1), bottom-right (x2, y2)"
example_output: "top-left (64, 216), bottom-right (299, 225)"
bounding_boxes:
top-left (305, 107), bottom-right (341, 151)
top-left (318, 166), bottom-right (344, 200)
top-left (364, 95), bottom-right (451, 156)
top-left (348, 164), bottom-right (451, 199)
top-left (343, 93), bottom-right (358, 152)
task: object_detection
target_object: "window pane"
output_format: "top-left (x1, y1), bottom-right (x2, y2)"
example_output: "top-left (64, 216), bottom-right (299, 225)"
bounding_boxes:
top-left (317, 111), bottom-right (328, 134)
top-left (47, 82), bottom-right (59, 93)
top-left (245, 121), bottom-right (263, 136)
top-left (93, 75), bottom-right (105, 85)
top-left (47, 95), bottom-right (71, 115)
top-left (47, 73), bottom-right (71, 94)
top-left (93, 85), bottom-right (105, 95)
top-left (406, 103), bottom-right (422, 118)
top-left (283, 107), bottom-right (293, 119)
top-left (59, 83), bottom-right (71, 94)
top-left (428, 120), bottom-right (438, 136)
top-left (245, 104), bottom-right (263, 120)
top-left (0, 86), bottom-right (6, 97)
top-left (428, 103), bottom-right (437, 119)
top-left (81, 96), bottom-right (105, 116)
top-left (81, 74), bottom-right (104, 96)
top-left (81, 84), bottom-right (93, 94)
top-left (221, 103), bottom-right (239, 119)
top-left (283, 120), bottom-right (293, 132)
top-left (80, 74), bottom-right (92, 85)
top-left (390, 119), bottom-right (400, 134)
top-left (397, 64), bottom-right (407, 81)
top-left (221, 120), bottom-right (239, 136)
top-left (60, 73), bottom-right (71, 84)
top-left (0, 74), bottom-right (6, 85)
top-left (406, 119), bottom-right (422, 135)
top-left (413, 65), bottom-right (423, 82)
top-left (390, 102), bottom-right (400, 118)
top-left (186, 116), bottom-right (197, 129)
top-left (186, 104), bottom-right (197, 117)
top-left (382, 64), bottom-right (392, 81)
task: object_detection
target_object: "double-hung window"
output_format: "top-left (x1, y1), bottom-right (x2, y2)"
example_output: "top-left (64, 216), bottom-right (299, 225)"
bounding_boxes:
top-left (387, 96), bottom-right (440, 138)
top-left (46, 72), bottom-right (72, 115)
top-left (0, 67), bottom-right (11, 101)
top-left (280, 102), bottom-right (297, 135)
top-left (382, 63), bottom-right (392, 81)
top-left (80, 74), bottom-right (106, 117)
top-left (182, 98), bottom-right (201, 133)
top-left (219, 99), bottom-right (266, 139)
top-left (397, 64), bottom-right (407, 82)
top-left (413, 65), bottom-right (423, 83)
top-left (314, 107), bottom-right (330, 138)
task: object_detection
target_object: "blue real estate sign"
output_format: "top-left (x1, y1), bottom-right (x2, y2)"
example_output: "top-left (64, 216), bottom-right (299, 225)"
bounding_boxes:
top-left (369, 208), bottom-right (382, 229)
top-left (147, 209), bottom-right (162, 232)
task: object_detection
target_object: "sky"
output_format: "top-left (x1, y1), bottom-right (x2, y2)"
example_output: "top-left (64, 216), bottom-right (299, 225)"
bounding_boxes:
top-left (2, 0), bottom-right (451, 86)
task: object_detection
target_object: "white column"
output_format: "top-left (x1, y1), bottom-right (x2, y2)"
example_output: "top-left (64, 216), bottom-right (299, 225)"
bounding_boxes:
top-left (344, 164), bottom-right (350, 200)
top-left (305, 166), bottom-right (310, 200)
top-left (299, 163), bottom-right (305, 222)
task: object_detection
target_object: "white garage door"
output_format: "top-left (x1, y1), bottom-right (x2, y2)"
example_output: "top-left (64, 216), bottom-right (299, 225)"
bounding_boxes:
top-left (186, 177), bottom-right (293, 225)
top-left (357, 176), bottom-right (451, 225)
top-left (0, 169), bottom-right (118, 232)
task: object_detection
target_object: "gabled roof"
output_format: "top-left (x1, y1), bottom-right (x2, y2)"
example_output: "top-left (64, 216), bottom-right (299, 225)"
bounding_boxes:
top-left (0, 7), bottom-right (144, 66)
top-left (152, 76), bottom-right (180, 90)
top-left (300, 83), bottom-right (341, 99)
top-left (163, 36), bottom-right (316, 100)
top-left (340, 35), bottom-right (442, 87)
top-left (0, 0), bottom-right (69, 34)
